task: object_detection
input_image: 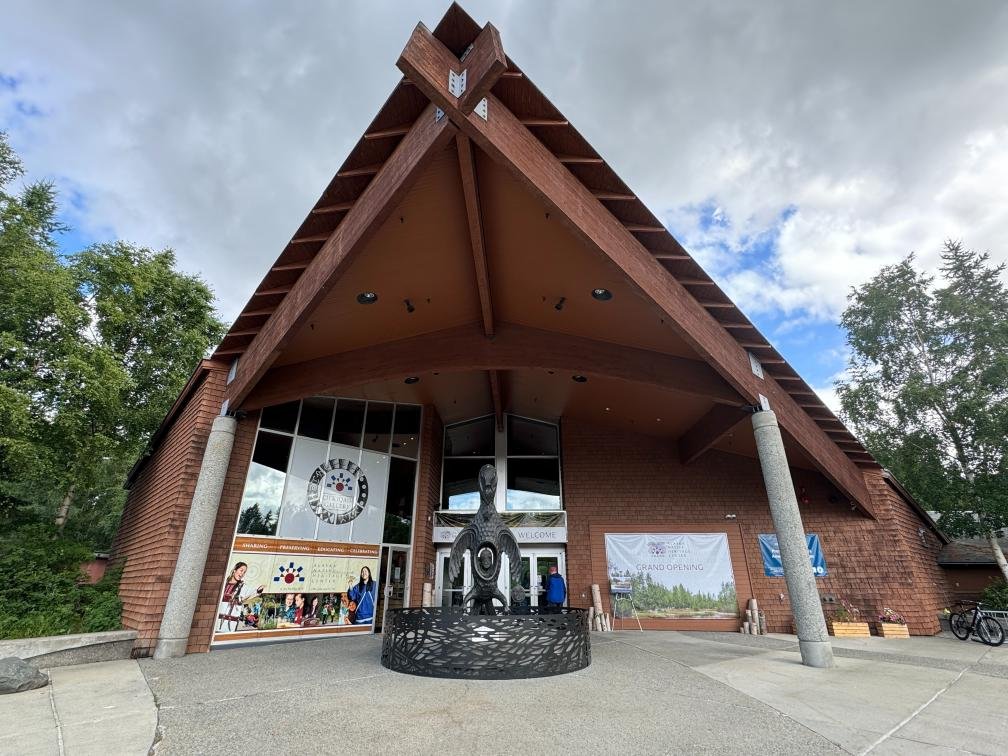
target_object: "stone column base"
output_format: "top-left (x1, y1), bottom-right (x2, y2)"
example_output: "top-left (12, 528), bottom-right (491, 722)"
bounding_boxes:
top-left (798, 639), bottom-right (835, 668)
top-left (152, 637), bottom-right (189, 660)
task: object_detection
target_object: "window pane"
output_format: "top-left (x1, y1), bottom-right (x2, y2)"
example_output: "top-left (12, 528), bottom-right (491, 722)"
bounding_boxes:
top-left (298, 397), bottom-right (334, 441)
top-left (236, 463), bottom-right (284, 535)
top-left (383, 458), bottom-right (416, 544)
top-left (363, 402), bottom-right (394, 453)
top-left (275, 436), bottom-right (329, 539)
top-left (444, 417), bottom-right (494, 457)
top-left (391, 404), bottom-right (421, 459)
top-left (313, 443), bottom-right (359, 544)
top-left (348, 449), bottom-right (389, 544)
top-left (507, 416), bottom-right (558, 456)
top-left (259, 401), bottom-right (300, 433)
top-left (442, 458), bottom-right (487, 510)
top-left (252, 431), bottom-right (293, 472)
top-left (331, 399), bottom-right (365, 447)
top-left (506, 458), bottom-right (560, 510)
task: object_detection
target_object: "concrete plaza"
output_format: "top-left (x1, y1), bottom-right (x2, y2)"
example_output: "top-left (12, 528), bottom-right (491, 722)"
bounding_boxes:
top-left (2, 631), bottom-right (1006, 755)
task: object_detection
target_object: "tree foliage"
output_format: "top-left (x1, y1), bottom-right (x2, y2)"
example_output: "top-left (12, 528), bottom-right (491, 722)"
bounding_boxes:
top-left (0, 130), bottom-right (226, 552)
top-left (837, 241), bottom-right (1008, 576)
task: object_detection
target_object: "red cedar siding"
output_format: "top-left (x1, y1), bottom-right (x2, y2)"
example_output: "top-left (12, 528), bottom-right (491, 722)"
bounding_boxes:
top-left (111, 365), bottom-right (228, 657)
top-left (560, 418), bottom-right (950, 635)
top-left (408, 406), bottom-right (443, 606)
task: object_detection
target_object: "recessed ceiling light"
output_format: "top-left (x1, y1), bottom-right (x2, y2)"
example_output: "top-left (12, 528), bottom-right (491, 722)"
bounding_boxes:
top-left (592, 288), bottom-right (613, 301)
top-left (572, 375), bottom-right (588, 383)
top-left (605, 407), bottom-right (610, 412)
top-left (404, 376), bottom-right (420, 384)
top-left (357, 291), bottom-right (378, 304)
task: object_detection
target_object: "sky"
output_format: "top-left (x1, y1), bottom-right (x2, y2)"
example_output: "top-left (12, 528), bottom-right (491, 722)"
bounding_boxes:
top-left (3, 1), bottom-right (1007, 412)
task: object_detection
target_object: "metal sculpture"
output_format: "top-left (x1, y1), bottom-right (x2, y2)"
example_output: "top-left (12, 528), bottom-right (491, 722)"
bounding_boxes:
top-left (381, 606), bottom-right (591, 679)
top-left (447, 464), bottom-right (523, 614)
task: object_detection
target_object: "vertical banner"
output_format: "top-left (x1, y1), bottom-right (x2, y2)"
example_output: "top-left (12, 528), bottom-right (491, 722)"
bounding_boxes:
top-left (758, 533), bottom-right (827, 577)
top-left (604, 533), bottom-right (738, 619)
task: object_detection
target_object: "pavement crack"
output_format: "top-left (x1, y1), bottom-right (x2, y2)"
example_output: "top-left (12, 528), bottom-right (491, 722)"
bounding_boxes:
top-left (858, 666), bottom-right (969, 755)
top-left (45, 669), bottom-right (65, 756)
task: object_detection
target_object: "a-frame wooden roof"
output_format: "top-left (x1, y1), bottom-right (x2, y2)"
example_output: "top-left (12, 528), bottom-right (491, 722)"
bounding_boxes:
top-left (211, 3), bottom-right (878, 511)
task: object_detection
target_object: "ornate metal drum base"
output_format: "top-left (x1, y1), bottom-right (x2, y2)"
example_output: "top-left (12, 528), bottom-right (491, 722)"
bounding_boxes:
top-left (381, 607), bottom-right (591, 679)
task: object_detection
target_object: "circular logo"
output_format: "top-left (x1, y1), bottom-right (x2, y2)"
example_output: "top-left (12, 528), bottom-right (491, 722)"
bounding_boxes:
top-left (307, 459), bottom-right (369, 524)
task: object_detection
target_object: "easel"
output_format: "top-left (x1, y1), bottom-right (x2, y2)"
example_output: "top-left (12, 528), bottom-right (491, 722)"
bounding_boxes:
top-left (611, 587), bottom-right (643, 632)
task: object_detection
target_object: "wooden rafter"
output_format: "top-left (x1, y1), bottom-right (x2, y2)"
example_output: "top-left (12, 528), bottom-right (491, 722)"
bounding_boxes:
top-left (312, 202), bottom-right (354, 215)
top-left (488, 370), bottom-right (503, 431)
top-left (395, 22), bottom-right (873, 512)
top-left (337, 163), bottom-right (383, 178)
top-left (364, 125), bottom-right (411, 140)
top-left (226, 103), bottom-right (457, 406)
top-left (244, 322), bottom-right (745, 411)
top-left (456, 134), bottom-right (495, 337)
top-left (677, 405), bottom-right (750, 465)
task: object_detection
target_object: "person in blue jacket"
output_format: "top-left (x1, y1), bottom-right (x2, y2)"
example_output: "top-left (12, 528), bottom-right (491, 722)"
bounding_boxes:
top-left (544, 565), bottom-right (566, 609)
top-left (347, 566), bottom-right (377, 625)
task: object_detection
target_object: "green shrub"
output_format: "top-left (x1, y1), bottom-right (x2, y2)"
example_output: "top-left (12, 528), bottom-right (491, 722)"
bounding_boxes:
top-left (0, 524), bottom-right (122, 639)
top-left (981, 580), bottom-right (1008, 611)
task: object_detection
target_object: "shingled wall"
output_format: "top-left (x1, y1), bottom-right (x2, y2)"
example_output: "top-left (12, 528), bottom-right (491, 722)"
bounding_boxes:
top-left (561, 418), bottom-right (949, 635)
top-left (112, 363), bottom-right (229, 657)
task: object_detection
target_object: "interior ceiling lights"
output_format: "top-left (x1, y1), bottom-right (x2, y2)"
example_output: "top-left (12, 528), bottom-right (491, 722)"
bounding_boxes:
top-left (404, 376), bottom-right (420, 384)
top-left (591, 288), bottom-right (613, 301)
top-left (356, 291), bottom-right (378, 304)
top-left (572, 375), bottom-right (588, 383)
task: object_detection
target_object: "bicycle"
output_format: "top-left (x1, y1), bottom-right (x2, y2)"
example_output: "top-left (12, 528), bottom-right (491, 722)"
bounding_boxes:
top-left (949, 601), bottom-right (1005, 646)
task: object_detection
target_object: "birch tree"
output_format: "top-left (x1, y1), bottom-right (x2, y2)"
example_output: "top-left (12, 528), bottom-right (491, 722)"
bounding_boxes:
top-left (838, 241), bottom-right (1008, 580)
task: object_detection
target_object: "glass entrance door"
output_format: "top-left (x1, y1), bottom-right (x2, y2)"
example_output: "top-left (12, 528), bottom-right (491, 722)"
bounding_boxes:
top-left (436, 549), bottom-right (471, 607)
top-left (375, 546), bottom-right (409, 632)
top-left (436, 547), bottom-right (565, 608)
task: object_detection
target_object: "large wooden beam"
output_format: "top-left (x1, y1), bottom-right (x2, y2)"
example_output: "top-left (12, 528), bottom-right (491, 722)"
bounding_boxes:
top-left (396, 23), bottom-right (873, 513)
top-left (458, 23), bottom-right (507, 114)
top-left (488, 369), bottom-right (503, 431)
top-left (226, 103), bottom-right (456, 406)
top-left (456, 135), bottom-right (494, 337)
top-left (677, 404), bottom-right (751, 465)
top-left (243, 322), bottom-right (746, 411)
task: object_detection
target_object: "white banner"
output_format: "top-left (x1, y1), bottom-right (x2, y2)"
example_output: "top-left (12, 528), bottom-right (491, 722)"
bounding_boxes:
top-left (432, 526), bottom-right (567, 543)
top-left (604, 533), bottom-right (738, 620)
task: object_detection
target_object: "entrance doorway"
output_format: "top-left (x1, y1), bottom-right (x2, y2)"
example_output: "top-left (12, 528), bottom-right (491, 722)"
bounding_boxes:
top-left (375, 546), bottom-right (409, 632)
top-left (435, 547), bottom-right (566, 607)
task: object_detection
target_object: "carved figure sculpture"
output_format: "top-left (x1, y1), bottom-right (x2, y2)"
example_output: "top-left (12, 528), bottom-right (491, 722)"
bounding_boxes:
top-left (447, 465), bottom-right (524, 614)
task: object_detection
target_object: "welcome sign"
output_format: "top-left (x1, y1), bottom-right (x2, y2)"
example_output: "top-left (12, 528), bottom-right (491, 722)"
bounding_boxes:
top-left (605, 533), bottom-right (738, 620)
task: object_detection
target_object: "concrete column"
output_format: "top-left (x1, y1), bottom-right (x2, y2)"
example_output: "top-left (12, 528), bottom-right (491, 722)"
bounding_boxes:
top-left (154, 415), bottom-right (237, 659)
top-left (751, 410), bottom-right (834, 668)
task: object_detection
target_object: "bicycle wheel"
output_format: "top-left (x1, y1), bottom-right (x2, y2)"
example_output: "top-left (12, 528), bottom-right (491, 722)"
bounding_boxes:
top-left (979, 616), bottom-right (1005, 646)
top-left (950, 611), bottom-right (971, 640)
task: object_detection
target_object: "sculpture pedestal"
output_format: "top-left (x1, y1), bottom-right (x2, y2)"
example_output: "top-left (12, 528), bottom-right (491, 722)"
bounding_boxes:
top-left (381, 606), bottom-right (591, 679)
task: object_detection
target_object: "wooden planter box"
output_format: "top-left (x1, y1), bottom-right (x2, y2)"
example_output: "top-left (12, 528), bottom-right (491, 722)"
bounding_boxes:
top-left (828, 621), bottom-right (871, 638)
top-left (877, 622), bottom-right (909, 638)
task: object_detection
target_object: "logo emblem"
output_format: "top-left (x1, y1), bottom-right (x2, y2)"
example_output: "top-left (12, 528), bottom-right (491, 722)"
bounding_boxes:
top-left (274, 562), bottom-right (305, 584)
top-left (307, 459), bottom-right (369, 524)
top-left (647, 541), bottom-right (666, 557)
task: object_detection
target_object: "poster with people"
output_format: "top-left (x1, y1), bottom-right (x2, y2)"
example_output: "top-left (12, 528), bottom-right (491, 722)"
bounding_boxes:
top-left (214, 536), bottom-right (380, 643)
top-left (605, 533), bottom-right (738, 620)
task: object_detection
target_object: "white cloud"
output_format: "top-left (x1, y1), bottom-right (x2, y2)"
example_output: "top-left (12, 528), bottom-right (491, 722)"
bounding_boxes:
top-left (1, 0), bottom-right (1007, 325)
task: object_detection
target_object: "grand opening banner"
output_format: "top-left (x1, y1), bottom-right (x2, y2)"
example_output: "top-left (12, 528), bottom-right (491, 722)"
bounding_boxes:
top-left (604, 533), bottom-right (738, 620)
top-left (212, 536), bottom-right (380, 644)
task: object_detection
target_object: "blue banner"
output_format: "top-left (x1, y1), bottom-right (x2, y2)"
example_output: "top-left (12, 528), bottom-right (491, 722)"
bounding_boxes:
top-left (758, 533), bottom-right (827, 577)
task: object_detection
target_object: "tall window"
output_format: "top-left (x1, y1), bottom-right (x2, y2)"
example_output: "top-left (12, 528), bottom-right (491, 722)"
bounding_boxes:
top-left (440, 414), bottom-right (561, 511)
top-left (506, 416), bottom-right (560, 511)
top-left (236, 398), bottom-right (420, 545)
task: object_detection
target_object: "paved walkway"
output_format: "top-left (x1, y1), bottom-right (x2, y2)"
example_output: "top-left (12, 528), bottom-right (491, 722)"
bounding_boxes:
top-left (2, 632), bottom-right (1005, 755)
top-left (0, 659), bottom-right (157, 756)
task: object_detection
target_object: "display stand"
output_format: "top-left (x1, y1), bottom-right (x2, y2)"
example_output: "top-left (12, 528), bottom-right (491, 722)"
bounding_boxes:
top-left (611, 588), bottom-right (643, 632)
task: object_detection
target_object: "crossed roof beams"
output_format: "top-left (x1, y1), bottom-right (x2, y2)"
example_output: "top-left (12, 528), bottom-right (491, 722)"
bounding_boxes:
top-left (218, 9), bottom-right (874, 511)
